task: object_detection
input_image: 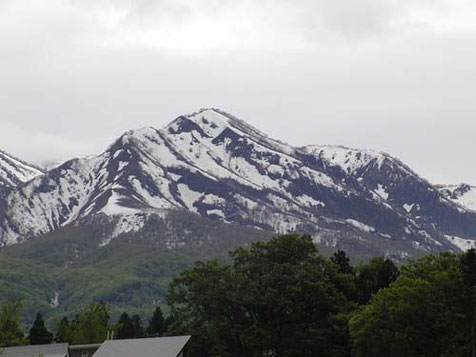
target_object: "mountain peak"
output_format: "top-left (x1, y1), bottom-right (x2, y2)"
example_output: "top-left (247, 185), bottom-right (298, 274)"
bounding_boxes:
top-left (3, 108), bottom-right (476, 259)
top-left (106, 126), bottom-right (161, 155)
top-left (169, 108), bottom-right (272, 142)
top-left (120, 126), bottom-right (158, 142)
top-left (168, 108), bottom-right (238, 137)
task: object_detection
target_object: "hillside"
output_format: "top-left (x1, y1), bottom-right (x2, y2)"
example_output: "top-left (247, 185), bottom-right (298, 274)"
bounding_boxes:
top-left (0, 209), bottom-right (272, 325)
top-left (1, 108), bottom-right (476, 324)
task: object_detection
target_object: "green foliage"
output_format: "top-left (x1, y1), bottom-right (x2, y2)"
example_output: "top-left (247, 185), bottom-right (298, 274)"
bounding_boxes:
top-left (54, 317), bottom-right (71, 343)
top-left (332, 250), bottom-right (354, 275)
top-left (168, 234), bottom-right (355, 357)
top-left (0, 299), bottom-right (26, 347)
top-left (354, 256), bottom-right (399, 304)
top-left (3, 219), bottom-right (476, 356)
top-left (147, 306), bottom-right (166, 336)
top-left (69, 303), bottom-right (110, 344)
top-left (459, 248), bottom-right (476, 357)
top-left (28, 312), bottom-right (53, 345)
top-left (116, 312), bottom-right (145, 339)
top-left (0, 256), bottom-right (54, 322)
top-left (350, 253), bottom-right (469, 357)
top-left (0, 211), bottom-right (273, 327)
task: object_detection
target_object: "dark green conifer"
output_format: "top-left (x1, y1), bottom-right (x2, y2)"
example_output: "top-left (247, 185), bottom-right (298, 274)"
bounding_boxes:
top-left (147, 306), bottom-right (165, 336)
top-left (55, 317), bottom-right (71, 343)
top-left (29, 312), bottom-right (53, 345)
top-left (117, 313), bottom-right (145, 339)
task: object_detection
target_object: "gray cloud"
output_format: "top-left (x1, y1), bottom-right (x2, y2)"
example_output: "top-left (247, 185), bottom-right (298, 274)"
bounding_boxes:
top-left (0, 0), bottom-right (476, 184)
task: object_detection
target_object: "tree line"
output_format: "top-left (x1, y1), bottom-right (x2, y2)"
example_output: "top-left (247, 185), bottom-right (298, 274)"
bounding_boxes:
top-left (165, 234), bottom-right (476, 356)
top-left (0, 301), bottom-right (170, 347)
top-left (1, 234), bottom-right (476, 356)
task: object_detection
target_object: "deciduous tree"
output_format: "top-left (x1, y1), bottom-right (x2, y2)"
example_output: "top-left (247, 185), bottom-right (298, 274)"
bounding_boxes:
top-left (168, 234), bottom-right (354, 357)
top-left (350, 253), bottom-right (465, 357)
top-left (0, 299), bottom-right (25, 347)
top-left (70, 303), bottom-right (109, 344)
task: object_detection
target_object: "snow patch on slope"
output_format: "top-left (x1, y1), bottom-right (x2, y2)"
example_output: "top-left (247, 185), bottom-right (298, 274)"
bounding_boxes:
top-left (346, 219), bottom-right (376, 233)
top-left (445, 234), bottom-right (476, 251)
top-left (0, 150), bottom-right (43, 186)
top-left (304, 145), bottom-right (387, 174)
top-left (177, 184), bottom-right (202, 212)
top-left (439, 184), bottom-right (476, 212)
top-left (375, 184), bottom-right (389, 200)
top-left (100, 190), bottom-right (140, 216)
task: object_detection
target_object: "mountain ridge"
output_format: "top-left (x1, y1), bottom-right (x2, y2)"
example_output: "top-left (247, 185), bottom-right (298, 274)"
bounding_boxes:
top-left (0, 149), bottom-right (43, 188)
top-left (438, 183), bottom-right (476, 212)
top-left (0, 108), bottom-right (475, 258)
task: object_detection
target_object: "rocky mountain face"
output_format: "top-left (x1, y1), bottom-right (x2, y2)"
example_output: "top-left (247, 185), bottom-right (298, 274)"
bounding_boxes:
top-left (1, 108), bottom-right (476, 258)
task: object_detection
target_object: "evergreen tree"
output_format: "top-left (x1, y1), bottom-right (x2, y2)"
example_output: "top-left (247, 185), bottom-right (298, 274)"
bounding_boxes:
top-left (331, 250), bottom-right (354, 275)
top-left (55, 317), bottom-right (71, 343)
top-left (116, 313), bottom-right (145, 339)
top-left (29, 312), bottom-right (53, 345)
top-left (147, 307), bottom-right (165, 336)
top-left (163, 314), bottom-right (177, 336)
top-left (355, 257), bottom-right (399, 304)
top-left (116, 313), bottom-right (134, 340)
top-left (131, 315), bottom-right (145, 338)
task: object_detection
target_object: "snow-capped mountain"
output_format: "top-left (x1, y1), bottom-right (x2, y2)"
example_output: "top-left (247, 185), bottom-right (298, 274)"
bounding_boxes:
top-left (1, 108), bottom-right (475, 258)
top-left (0, 150), bottom-right (43, 188)
top-left (303, 145), bottom-right (476, 233)
top-left (439, 184), bottom-right (476, 212)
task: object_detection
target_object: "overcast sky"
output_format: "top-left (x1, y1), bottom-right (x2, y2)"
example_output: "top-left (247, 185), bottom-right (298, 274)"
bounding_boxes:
top-left (1, 0), bottom-right (475, 184)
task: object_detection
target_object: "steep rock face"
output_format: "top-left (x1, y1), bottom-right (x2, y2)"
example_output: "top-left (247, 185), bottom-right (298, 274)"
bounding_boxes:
top-left (0, 108), bottom-right (475, 258)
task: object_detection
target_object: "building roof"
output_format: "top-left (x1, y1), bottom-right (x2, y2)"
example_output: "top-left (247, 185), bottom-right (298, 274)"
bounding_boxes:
top-left (92, 336), bottom-right (191, 357)
top-left (69, 343), bottom-right (102, 350)
top-left (0, 343), bottom-right (68, 357)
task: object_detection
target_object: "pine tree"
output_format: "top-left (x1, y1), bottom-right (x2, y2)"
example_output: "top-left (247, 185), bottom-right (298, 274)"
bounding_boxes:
top-left (116, 313), bottom-right (133, 339)
top-left (55, 317), bottom-right (71, 343)
top-left (116, 313), bottom-right (144, 339)
top-left (147, 307), bottom-right (165, 336)
top-left (331, 250), bottom-right (354, 274)
top-left (355, 257), bottom-right (399, 305)
top-left (131, 315), bottom-right (145, 338)
top-left (29, 312), bottom-right (53, 345)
